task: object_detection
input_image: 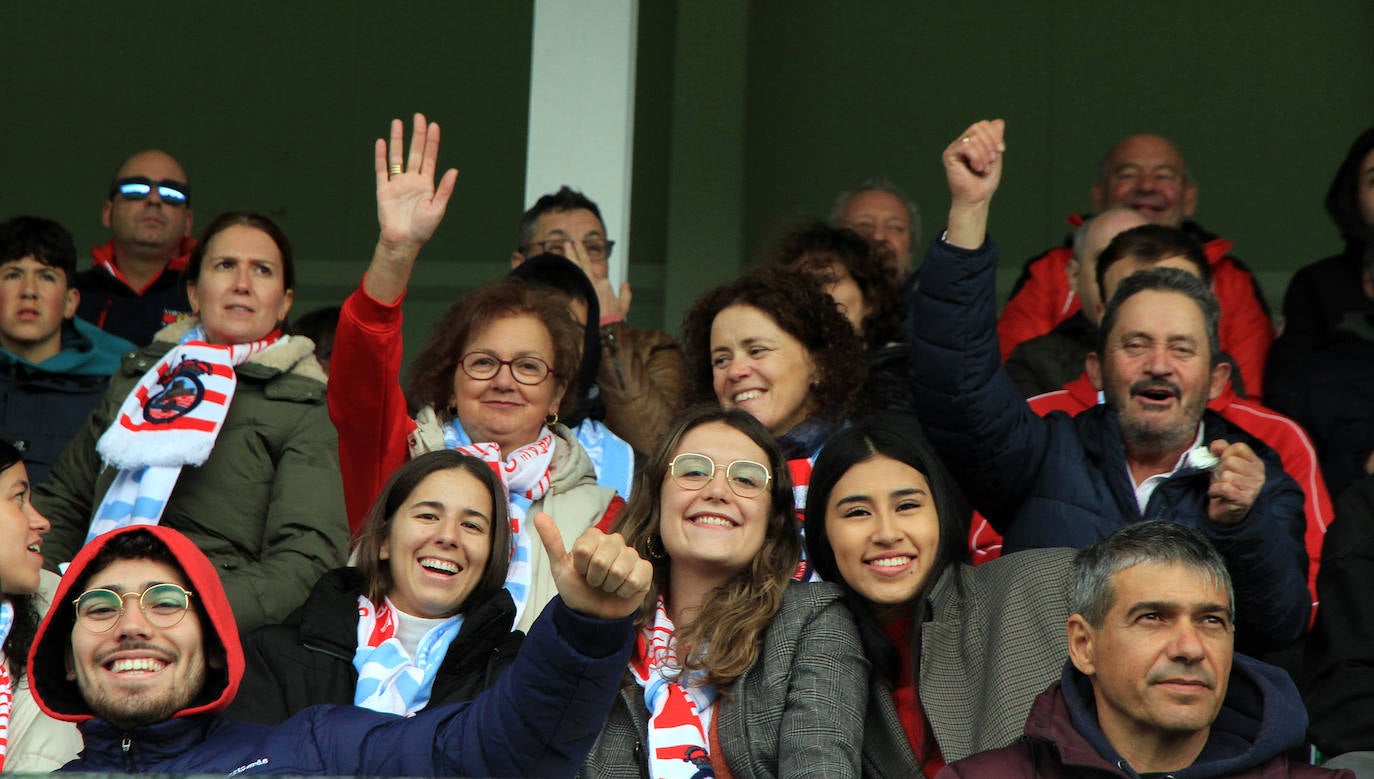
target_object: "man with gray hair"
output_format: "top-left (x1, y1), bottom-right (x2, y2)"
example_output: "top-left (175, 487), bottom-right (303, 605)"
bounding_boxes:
top-left (914, 120), bottom-right (1308, 655)
top-left (832, 176), bottom-right (921, 284)
top-left (939, 522), bottom-right (1350, 778)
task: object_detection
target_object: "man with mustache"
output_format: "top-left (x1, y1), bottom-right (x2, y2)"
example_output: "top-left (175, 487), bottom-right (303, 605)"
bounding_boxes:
top-left (938, 522), bottom-right (1351, 778)
top-left (997, 134), bottom-right (1273, 399)
top-left (75, 150), bottom-right (196, 346)
top-left (977, 225), bottom-right (1330, 621)
top-left (912, 119), bottom-right (1309, 656)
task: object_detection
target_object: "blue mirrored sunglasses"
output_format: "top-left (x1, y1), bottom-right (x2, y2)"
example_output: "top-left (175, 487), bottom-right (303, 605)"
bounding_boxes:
top-left (110, 176), bottom-right (190, 207)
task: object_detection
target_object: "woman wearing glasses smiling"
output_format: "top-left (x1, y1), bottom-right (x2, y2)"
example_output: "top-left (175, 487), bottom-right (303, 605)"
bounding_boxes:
top-left (579, 406), bottom-right (866, 778)
top-left (330, 114), bottom-right (623, 633)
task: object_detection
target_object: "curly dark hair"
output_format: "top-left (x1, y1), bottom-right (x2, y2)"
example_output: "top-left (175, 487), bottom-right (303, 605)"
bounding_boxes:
top-left (680, 267), bottom-right (868, 431)
top-left (405, 278), bottom-right (584, 421)
top-left (766, 220), bottom-right (903, 346)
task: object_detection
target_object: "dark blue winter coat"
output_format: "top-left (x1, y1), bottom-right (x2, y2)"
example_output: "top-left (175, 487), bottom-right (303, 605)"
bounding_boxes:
top-left (910, 237), bottom-right (1309, 653)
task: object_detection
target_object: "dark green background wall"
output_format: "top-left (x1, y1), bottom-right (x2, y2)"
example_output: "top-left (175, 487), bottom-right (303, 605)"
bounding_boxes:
top-left (1, 1), bottom-right (534, 360)
top-left (4, 2), bottom-right (1372, 349)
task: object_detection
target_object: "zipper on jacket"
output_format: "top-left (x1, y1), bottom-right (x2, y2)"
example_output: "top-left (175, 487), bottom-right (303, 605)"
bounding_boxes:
top-left (633, 739), bottom-right (649, 779)
top-left (121, 734), bottom-right (137, 773)
top-left (301, 639), bottom-right (355, 664)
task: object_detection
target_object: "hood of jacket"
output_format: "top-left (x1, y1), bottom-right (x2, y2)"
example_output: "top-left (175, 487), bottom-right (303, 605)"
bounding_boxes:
top-left (1025, 655), bottom-right (1307, 778)
top-left (548, 421), bottom-right (603, 493)
top-left (27, 524), bottom-right (245, 723)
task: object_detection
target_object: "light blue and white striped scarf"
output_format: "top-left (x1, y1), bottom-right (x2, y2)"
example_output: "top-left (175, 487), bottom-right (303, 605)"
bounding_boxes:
top-left (442, 420), bottom-right (553, 628)
top-left (352, 596), bottom-right (463, 716)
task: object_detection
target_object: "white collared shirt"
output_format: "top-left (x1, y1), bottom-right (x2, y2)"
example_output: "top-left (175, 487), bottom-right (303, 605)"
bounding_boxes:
top-left (1131, 424), bottom-right (1207, 512)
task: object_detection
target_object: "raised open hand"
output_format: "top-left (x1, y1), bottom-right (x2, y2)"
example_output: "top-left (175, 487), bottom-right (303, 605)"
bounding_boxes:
top-left (375, 113), bottom-right (459, 249)
top-left (534, 512), bottom-right (652, 620)
top-left (560, 239), bottom-right (634, 322)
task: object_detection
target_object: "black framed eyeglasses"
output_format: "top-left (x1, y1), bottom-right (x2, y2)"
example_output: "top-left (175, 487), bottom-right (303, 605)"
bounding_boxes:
top-left (109, 176), bottom-right (191, 207)
top-left (669, 453), bottom-right (771, 498)
top-left (72, 583), bottom-right (196, 633)
top-left (520, 238), bottom-right (615, 262)
top-left (459, 351), bottom-right (554, 385)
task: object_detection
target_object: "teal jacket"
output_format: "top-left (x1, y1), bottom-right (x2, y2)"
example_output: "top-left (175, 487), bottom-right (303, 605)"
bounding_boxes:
top-left (35, 318), bottom-right (348, 633)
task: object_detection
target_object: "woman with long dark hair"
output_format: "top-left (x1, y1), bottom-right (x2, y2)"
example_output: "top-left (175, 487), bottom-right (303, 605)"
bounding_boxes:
top-left (1, 439), bottom-right (80, 771)
top-left (805, 415), bottom-right (1074, 776)
top-left (228, 451), bottom-right (522, 724)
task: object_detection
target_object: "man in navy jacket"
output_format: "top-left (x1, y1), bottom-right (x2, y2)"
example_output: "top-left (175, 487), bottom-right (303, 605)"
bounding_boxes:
top-left (27, 520), bottom-right (650, 776)
top-left (910, 119), bottom-right (1308, 654)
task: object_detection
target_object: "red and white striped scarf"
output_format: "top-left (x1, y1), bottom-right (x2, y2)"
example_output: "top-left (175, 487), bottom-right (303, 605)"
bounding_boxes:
top-left (631, 596), bottom-right (717, 779)
top-left (0, 599), bottom-right (14, 772)
top-left (86, 326), bottom-right (282, 544)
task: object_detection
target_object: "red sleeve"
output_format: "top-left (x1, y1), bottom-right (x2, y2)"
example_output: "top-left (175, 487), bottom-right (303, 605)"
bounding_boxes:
top-left (996, 248), bottom-right (1078, 361)
top-left (328, 284), bottom-right (417, 536)
top-left (1222, 399), bottom-right (1333, 625)
top-left (1211, 258), bottom-right (1274, 401)
top-left (596, 494), bottom-right (627, 533)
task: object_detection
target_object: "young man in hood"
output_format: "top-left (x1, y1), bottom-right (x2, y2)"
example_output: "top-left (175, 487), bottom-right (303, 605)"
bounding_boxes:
top-left (939, 521), bottom-right (1348, 779)
top-left (26, 520), bottom-right (651, 776)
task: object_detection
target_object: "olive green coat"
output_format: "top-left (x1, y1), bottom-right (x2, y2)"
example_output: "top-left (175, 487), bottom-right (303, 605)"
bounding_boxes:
top-left (35, 319), bottom-right (348, 633)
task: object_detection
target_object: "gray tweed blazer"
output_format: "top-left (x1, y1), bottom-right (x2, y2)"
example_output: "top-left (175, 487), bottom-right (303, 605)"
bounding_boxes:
top-left (579, 581), bottom-right (869, 778)
top-left (861, 547), bottom-right (1076, 778)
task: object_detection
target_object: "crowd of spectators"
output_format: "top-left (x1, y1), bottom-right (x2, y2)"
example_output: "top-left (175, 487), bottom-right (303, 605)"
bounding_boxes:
top-left (0, 112), bottom-right (1371, 777)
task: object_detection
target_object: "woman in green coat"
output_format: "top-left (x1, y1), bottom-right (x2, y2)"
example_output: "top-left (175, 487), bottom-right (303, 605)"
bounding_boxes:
top-left (35, 212), bottom-right (348, 633)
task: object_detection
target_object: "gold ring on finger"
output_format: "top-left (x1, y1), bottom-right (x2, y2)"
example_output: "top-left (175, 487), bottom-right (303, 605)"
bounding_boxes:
top-left (389, 164), bottom-right (403, 176)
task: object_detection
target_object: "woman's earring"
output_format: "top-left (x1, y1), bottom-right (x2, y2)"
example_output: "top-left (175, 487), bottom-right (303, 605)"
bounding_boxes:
top-left (645, 535), bottom-right (667, 560)
top-left (545, 411), bottom-right (559, 427)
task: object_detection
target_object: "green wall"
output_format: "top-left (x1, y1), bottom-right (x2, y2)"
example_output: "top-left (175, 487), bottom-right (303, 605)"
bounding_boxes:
top-left (736, 2), bottom-right (1374, 320)
top-left (1, 1), bottom-right (534, 362)
top-left (3, 2), bottom-right (1371, 345)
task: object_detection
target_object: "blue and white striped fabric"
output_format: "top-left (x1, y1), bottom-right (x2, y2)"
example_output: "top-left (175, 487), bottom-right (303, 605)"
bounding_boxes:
top-left (573, 418), bottom-right (635, 500)
top-left (442, 420), bottom-right (553, 628)
top-left (352, 596), bottom-right (463, 716)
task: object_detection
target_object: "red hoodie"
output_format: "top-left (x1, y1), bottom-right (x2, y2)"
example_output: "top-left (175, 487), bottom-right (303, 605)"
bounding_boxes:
top-left (26, 525), bottom-right (244, 723)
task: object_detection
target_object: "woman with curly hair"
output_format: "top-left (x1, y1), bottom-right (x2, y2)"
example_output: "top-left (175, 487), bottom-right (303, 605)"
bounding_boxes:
top-left (330, 114), bottom-right (623, 633)
top-left (767, 220), bottom-right (917, 415)
top-left (682, 266), bottom-right (868, 577)
top-left (579, 406), bottom-right (866, 778)
top-left (0, 439), bottom-right (80, 771)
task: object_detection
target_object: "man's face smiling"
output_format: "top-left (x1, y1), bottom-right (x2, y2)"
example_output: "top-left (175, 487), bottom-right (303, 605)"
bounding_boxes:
top-left (1092, 135), bottom-right (1198, 228)
top-left (1068, 562), bottom-right (1234, 767)
top-left (1087, 289), bottom-right (1227, 458)
top-left (68, 557), bottom-right (210, 729)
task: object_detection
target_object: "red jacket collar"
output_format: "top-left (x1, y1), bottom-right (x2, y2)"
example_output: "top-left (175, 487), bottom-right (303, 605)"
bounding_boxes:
top-left (89, 237), bottom-right (196, 294)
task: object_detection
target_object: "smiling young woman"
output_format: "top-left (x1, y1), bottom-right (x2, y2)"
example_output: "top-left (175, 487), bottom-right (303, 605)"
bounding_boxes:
top-left (803, 414), bottom-right (1076, 775)
top-left (0, 440), bottom-right (81, 772)
top-left (227, 451), bottom-right (522, 724)
top-left (579, 406), bottom-right (868, 778)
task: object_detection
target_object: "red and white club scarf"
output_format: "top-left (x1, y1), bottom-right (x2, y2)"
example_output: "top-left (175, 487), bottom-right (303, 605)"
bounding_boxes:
top-left (631, 596), bottom-right (718, 779)
top-left (0, 599), bottom-right (15, 772)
